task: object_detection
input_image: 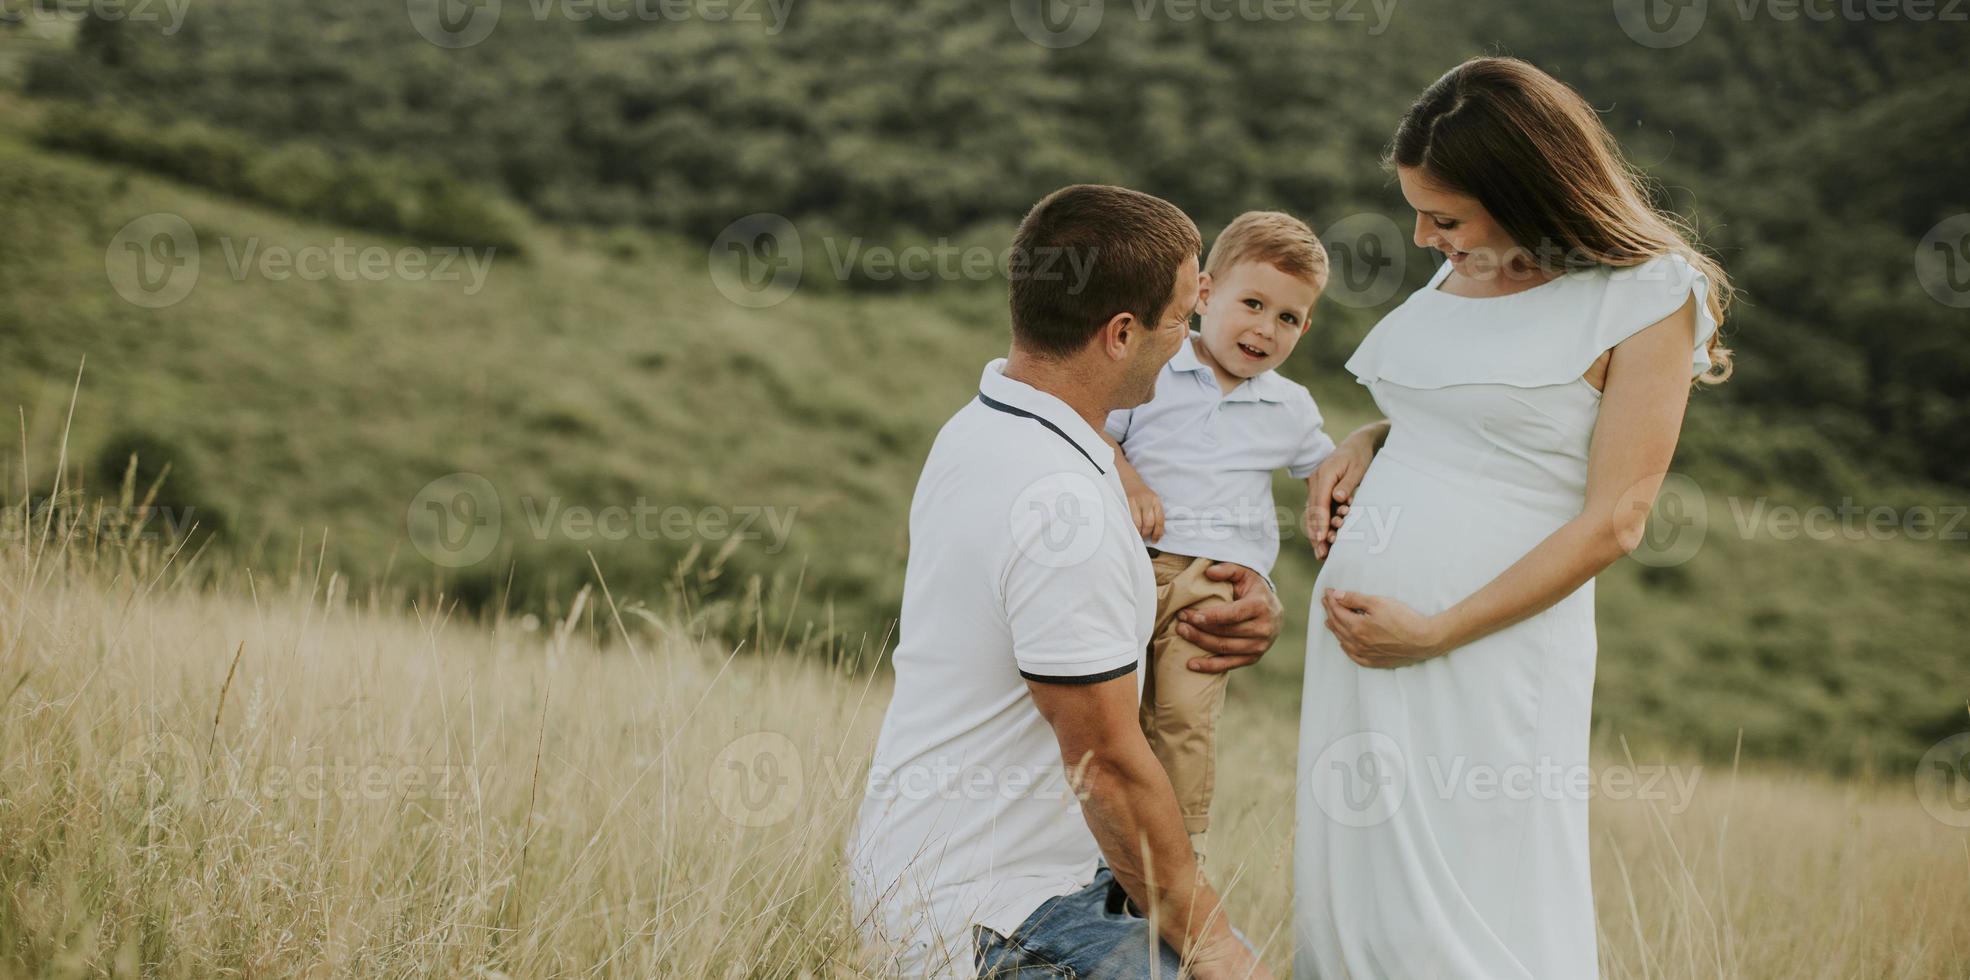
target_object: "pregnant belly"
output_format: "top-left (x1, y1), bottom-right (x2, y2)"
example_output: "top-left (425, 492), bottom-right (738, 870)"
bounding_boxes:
top-left (1315, 450), bottom-right (1584, 617)
top-left (1302, 450), bottom-right (1603, 809)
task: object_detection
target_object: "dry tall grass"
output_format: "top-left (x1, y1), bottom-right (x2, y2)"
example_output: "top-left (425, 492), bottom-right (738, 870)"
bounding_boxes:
top-left (2, 490), bottom-right (1966, 978)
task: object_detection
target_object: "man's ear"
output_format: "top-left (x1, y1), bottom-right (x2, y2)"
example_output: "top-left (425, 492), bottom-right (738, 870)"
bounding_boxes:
top-left (1096, 312), bottom-right (1137, 362)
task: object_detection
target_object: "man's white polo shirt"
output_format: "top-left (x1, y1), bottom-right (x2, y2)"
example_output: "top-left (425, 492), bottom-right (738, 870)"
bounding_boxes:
top-left (848, 358), bottom-right (1157, 978)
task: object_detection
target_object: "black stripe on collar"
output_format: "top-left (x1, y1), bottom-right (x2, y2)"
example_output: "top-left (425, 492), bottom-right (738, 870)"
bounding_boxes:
top-left (975, 392), bottom-right (1105, 475)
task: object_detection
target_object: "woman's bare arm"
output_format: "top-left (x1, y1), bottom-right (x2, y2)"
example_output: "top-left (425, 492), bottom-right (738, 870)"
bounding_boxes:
top-left (1321, 296), bottom-right (1699, 666)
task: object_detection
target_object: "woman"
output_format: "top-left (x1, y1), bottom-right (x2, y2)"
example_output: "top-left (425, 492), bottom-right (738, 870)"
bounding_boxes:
top-left (1294, 57), bottom-right (1732, 978)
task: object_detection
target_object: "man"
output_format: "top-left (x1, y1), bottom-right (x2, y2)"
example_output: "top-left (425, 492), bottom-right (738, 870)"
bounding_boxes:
top-left (848, 185), bottom-right (1282, 979)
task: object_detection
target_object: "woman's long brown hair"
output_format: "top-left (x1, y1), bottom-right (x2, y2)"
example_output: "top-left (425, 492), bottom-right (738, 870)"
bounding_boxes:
top-left (1390, 56), bottom-right (1734, 383)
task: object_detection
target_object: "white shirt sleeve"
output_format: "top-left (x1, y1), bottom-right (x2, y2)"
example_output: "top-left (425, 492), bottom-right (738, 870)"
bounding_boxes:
top-left (1102, 408), bottom-right (1133, 444)
top-left (1000, 473), bottom-right (1142, 683)
top-left (1286, 391), bottom-right (1337, 480)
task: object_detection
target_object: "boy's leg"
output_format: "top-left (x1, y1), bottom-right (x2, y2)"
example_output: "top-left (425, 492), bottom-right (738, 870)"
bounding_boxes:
top-left (1139, 553), bottom-right (1235, 854)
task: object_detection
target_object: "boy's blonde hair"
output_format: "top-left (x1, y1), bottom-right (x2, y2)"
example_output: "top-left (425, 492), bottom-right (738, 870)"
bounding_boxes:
top-left (1203, 211), bottom-right (1329, 293)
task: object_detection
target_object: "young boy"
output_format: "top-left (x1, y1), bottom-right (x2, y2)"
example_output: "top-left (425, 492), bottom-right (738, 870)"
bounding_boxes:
top-left (1103, 210), bottom-right (1335, 859)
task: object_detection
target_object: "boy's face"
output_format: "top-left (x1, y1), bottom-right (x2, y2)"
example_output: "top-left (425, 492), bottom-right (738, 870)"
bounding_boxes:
top-left (1196, 260), bottom-right (1320, 380)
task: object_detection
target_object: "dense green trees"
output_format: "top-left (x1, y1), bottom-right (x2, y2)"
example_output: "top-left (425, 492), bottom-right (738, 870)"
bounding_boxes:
top-left (20, 0), bottom-right (1970, 484)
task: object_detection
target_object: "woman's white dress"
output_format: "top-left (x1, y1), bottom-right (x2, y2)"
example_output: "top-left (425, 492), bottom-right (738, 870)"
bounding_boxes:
top-left (1294, 254), bottom-right (1717, 979)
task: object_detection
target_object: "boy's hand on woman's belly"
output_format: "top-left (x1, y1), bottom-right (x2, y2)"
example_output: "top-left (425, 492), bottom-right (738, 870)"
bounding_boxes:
top-left (1306, 434), bottom-right (1378, 559)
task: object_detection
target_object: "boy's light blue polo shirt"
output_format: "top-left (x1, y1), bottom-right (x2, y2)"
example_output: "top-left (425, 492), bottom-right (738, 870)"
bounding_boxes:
top-left (1104, 334), bottom-right (1335, 579)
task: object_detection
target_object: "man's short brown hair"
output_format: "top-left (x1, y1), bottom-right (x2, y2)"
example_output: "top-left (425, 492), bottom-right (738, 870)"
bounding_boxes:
top-left (1008, 185), bottom-right (1202, 358)
top-left (1203, 211), bottom-right (1329, 292)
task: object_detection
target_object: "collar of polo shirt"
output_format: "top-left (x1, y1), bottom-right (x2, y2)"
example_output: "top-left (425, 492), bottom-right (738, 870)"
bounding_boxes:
top-left (1168, 331), bottom-right (1296, 404)
top-left (978, 358), bottom-right (1118, 474)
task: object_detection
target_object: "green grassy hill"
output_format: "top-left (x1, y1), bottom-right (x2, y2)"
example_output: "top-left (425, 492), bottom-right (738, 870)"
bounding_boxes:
top-left (2, 95), bottom-right (1966, 776)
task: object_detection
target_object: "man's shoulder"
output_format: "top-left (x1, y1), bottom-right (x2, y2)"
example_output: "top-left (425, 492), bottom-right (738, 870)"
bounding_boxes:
top-left (929, 398), bottom-right (1111, 483)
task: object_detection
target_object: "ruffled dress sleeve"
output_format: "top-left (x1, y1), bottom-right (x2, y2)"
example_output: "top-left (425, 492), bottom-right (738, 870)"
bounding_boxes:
top-left (1343, 253), bottom-right (1719, 389)
top-left (1591, 253), bottom-right (1719, 378)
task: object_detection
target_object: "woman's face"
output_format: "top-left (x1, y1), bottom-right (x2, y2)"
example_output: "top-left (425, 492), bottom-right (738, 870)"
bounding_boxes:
top-left (1397, 165), bottom-right (1528, 280)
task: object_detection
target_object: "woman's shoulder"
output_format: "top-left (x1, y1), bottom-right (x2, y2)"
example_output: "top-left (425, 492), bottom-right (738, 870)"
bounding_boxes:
top-left (1343, 252), bottom-right (1718, 389)
top-left (1594, 252), bottom-right (1704, 306)
top-left (1584, 252), bottom-right (1718, 373)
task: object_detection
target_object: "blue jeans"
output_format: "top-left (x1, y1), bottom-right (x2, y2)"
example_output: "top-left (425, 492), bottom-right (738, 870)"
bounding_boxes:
top-left (973, 865), bottom-right (1185, 977)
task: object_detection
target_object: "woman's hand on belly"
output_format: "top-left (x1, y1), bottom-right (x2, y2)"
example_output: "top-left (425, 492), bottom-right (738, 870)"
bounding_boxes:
top-left (1319, 588), bottom-right (1452, 668)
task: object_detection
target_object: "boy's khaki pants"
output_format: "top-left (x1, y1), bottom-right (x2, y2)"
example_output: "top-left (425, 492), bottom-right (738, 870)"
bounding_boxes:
top-left (1139, 551), bottom-right (1235, 850)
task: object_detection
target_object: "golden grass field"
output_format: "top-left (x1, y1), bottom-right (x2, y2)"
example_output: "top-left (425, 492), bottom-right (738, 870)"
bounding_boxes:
top-left (2, 487), bottom-right (1967, 979)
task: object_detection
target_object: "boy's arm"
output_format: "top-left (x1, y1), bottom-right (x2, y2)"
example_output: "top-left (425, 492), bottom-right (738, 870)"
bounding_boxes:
top-left (1304, 420), bottom-right (1390, 559)
top-left (1103, 432), bottom-right (1164, 542)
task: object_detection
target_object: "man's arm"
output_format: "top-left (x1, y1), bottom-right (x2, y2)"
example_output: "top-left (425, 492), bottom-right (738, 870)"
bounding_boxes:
top-left (1175, 562), bottom-right (1283, 673)
top-left (1026, 675), bottom-right (1270, 980)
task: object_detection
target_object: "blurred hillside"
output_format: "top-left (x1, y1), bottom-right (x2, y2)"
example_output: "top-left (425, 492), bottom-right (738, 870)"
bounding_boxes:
top-left (17, 0), bottom-right (1970, 484)
top-left (1, 1), bottom-right (1967, 774)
